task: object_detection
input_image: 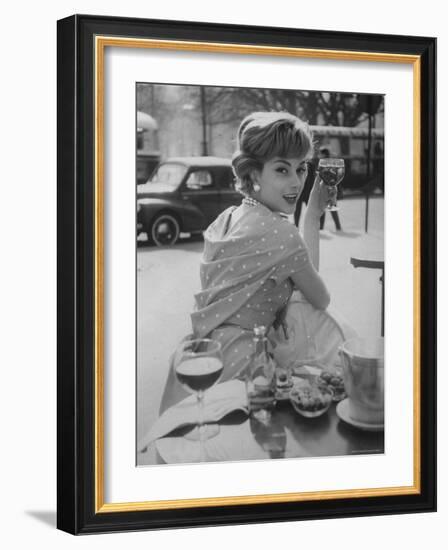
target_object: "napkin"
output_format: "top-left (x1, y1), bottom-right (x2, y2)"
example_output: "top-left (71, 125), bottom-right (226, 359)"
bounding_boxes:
top-left (138, 379), bottom-right (248, 453)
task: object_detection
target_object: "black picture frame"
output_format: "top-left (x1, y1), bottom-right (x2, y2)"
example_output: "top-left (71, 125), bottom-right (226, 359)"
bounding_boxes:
top-left (57, 14), bottom-right (436, 534)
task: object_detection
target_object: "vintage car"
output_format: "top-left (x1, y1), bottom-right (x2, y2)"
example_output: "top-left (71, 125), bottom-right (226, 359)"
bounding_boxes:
top-left (137, 156), bottom-right (242, 246)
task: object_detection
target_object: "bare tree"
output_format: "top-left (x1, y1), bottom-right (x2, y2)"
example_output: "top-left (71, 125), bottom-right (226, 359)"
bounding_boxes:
top-left (188, 86), bottom-right (383, 128)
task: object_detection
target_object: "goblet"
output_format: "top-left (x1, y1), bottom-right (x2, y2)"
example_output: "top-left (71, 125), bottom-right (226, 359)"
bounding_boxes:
top-left (318, 158), bottom-right (345, 211)
top-left (173, 338), bottom-right (223, 461)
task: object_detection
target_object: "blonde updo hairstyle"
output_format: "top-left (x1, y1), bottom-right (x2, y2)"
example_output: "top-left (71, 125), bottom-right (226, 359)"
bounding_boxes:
top-left (232, 111), bottom-right (314, 196)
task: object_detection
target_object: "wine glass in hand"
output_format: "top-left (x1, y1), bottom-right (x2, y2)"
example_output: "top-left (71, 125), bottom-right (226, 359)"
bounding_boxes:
top-left (174, 338), bottom-right (223, 461)
top-left (317, 158), bottom-right (345, 211)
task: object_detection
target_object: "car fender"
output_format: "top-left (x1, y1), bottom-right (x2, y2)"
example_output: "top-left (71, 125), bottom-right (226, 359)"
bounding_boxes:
top-left (137, 197), bottom-right (205, 231)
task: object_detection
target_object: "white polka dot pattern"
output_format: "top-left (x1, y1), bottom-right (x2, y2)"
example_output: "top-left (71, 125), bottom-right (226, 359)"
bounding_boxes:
top-left (191, 205), bottom-right (309, 351)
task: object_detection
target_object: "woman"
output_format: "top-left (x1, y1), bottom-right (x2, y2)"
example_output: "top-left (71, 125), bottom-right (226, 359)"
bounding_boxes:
top-left (162, 112), bottom-right (351, 409)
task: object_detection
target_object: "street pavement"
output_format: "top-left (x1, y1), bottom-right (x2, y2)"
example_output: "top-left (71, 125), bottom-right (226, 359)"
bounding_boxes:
top-left (136, 195), bottom-right (384, 464)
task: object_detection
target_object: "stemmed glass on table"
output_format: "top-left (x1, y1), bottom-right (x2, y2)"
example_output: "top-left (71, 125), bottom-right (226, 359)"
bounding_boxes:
top-left (173, 338), bottom-right (223, 462)
top-left (317, 158), bottom-right (345, 211)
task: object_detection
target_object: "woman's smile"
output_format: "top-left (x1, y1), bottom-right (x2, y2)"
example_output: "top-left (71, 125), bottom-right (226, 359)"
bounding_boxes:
top-left (282, 192), bottom-right (300, 205)
top-left (252, 156), bottom-right (310, 214)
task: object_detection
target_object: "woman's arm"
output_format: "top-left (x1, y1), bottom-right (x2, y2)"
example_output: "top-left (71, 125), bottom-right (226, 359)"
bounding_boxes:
top-left (302, 175), bottom-right (327, 270)
top-left (291, 175), bottom-right (330, 310)
top-left (303, 202), bottom-right (321, 271)
top-left (290, 263), bottom-right (330, 310)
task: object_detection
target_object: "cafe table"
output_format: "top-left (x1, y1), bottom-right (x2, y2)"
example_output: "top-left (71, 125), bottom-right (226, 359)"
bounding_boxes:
top-left (154, 364), bottom-right (384, 465)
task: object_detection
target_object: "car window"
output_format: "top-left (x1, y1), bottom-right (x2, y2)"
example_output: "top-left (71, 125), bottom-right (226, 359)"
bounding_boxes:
top-left (185, 170), bottom-right (213, 190)
top-left (150, 163), bottom-right (187, 188)
top-left (219, 169), bottom-right (236, 190)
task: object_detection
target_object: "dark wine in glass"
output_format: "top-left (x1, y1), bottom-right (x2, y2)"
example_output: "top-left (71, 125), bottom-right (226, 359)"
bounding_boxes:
top-left (318, 158), bottom-right (345, 211)
top-left (176, 356), bottom-right (223, 393)
top-left (174, 338), bottom-right (223, 461)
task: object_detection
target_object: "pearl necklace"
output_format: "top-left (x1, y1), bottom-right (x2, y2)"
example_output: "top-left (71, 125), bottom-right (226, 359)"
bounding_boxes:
top-left (242, 196), bottom-right (289, 218)
top-left (242, 196), bottom-right (262, 208)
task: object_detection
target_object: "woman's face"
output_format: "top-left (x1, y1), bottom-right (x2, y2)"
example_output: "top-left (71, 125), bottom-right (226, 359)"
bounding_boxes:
top-left (252, 156), bottom-right (310, 214)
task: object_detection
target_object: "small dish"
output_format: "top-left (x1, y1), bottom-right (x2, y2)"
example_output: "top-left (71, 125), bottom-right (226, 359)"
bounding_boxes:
top-left (316, 369), bottom-right (347, 402)
top-left (289, 384), bottom-right (333, 418)
top-left (275, 373), bottom-right (308, 400)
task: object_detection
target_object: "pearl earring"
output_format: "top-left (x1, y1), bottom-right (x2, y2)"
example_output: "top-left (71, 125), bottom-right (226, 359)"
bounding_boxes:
top-left (253, 183), bottom-right (260, 192)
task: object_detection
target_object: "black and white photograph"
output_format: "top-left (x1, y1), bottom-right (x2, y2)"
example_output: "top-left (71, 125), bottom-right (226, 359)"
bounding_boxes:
top-left (1, 0), bottom-right (441, 542)
top-left (136, 83), bottom-right (385, 466)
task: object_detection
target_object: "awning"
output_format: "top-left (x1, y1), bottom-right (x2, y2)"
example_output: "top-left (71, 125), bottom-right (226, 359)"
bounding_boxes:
top-left (311, 125), bottom-right (384, 138)
top-left (137, 111), bottom-right (158, 132)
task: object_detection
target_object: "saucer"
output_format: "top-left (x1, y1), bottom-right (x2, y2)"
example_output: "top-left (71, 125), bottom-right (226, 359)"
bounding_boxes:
top-left (336, 398), bottom-right (384, 432)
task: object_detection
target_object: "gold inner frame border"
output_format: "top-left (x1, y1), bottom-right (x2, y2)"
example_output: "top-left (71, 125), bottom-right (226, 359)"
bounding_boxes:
top-left (94, 36), bottom-right (421, 513)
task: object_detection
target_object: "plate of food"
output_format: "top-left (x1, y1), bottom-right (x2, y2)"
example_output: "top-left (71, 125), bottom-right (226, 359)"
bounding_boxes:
top-left (289, 383), bottom-right (334, 418)
top-left (275, 364), bottom-right (320, 400)
top-left (316, 369), bottom-right (347, 402)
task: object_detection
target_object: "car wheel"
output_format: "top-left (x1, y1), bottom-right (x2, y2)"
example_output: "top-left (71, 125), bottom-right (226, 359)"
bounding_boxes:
top-left (148, 214), bottom-right (180, 246)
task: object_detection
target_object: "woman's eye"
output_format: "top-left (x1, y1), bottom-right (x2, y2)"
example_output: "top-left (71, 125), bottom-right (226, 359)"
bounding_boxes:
top-left (276, 167), bottom-right (288, 174)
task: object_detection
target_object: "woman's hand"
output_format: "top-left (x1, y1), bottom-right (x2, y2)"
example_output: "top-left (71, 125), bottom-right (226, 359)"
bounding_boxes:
top-left (307, 174), bottom-right (330, 218)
